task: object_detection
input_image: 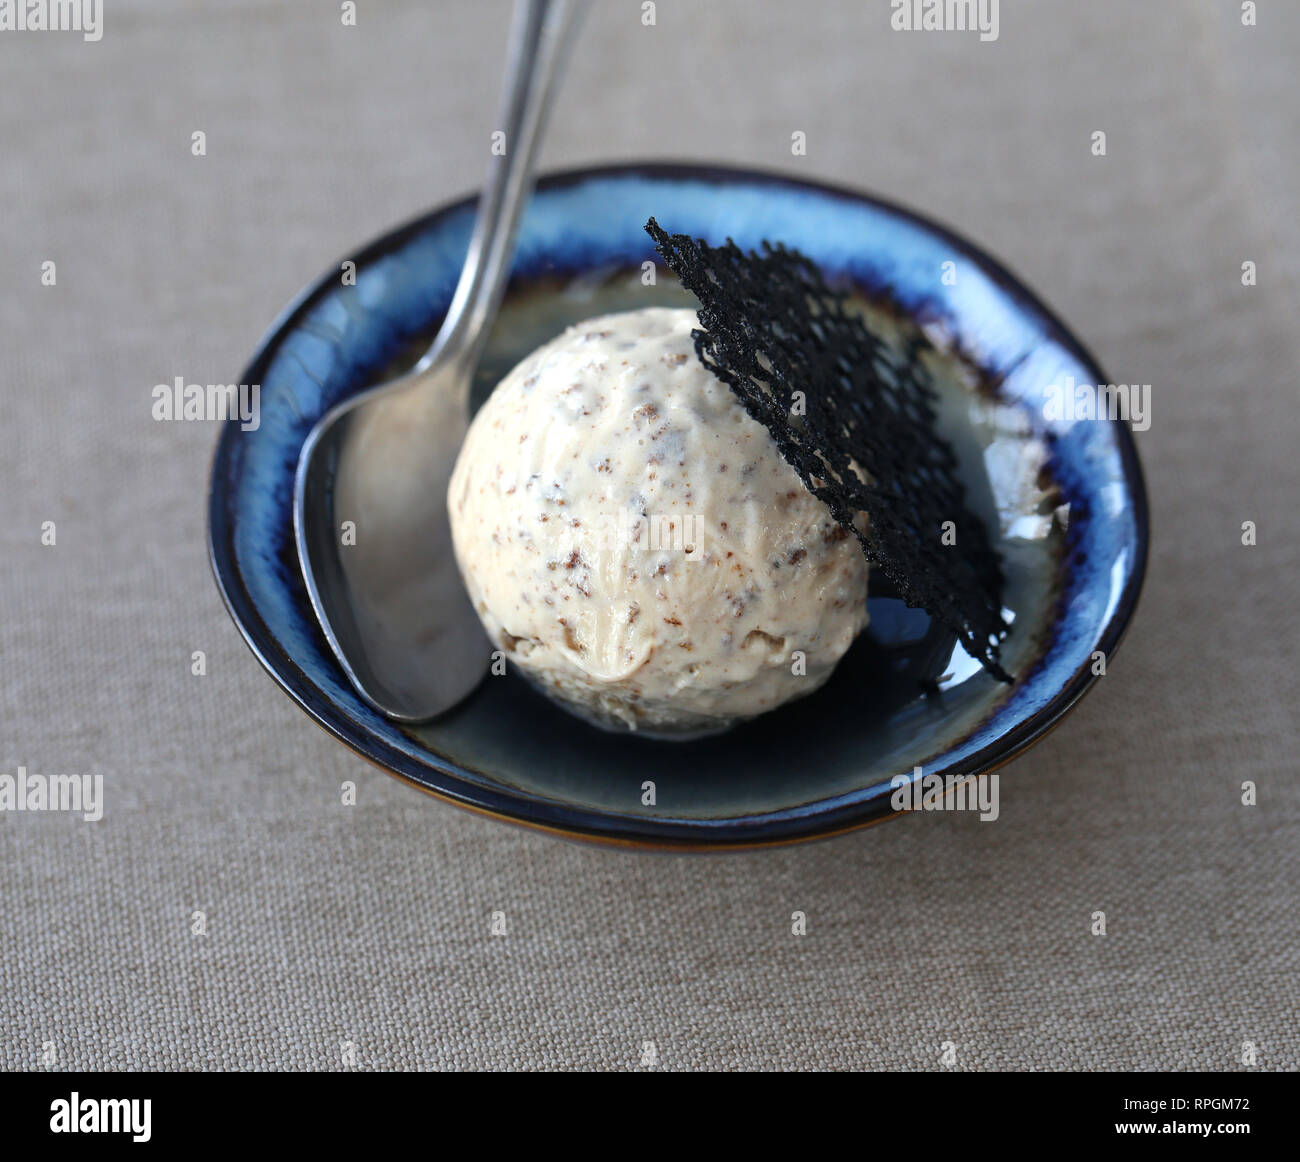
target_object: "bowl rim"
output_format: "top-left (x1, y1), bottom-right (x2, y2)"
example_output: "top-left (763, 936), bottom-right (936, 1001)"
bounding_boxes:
top-left (207, 160), bottom-right (1151, 851)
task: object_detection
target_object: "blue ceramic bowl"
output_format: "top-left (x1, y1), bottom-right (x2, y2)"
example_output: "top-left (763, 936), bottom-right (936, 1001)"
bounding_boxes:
top-left (208, 162), bottom-right (1148, 850)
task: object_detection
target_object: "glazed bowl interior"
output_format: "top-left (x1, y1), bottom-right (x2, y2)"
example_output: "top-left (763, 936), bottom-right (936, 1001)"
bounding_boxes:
top-left (209, 163), bottom-right (1147, 848)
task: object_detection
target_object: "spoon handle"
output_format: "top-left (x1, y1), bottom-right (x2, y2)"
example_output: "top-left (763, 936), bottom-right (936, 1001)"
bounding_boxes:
top-left (427, 0), bottom-right (584, 384)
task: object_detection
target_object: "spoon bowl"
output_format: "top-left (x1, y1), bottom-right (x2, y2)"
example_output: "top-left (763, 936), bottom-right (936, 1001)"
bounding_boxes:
top-left (294, 361), bottom-right (484, 721)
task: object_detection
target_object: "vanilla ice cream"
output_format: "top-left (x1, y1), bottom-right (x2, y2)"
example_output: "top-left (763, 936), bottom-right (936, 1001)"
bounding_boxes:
top-left (447, 307), bottom-right (869, 736)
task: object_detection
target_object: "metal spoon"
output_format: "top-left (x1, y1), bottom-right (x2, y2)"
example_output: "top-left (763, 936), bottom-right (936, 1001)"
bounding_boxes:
top-left (294, 0), bottom-right (582, 722)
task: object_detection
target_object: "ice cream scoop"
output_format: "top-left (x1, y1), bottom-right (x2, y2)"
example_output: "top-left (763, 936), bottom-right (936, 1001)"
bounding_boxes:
top-left (448, 307), bottom-right (870, 736)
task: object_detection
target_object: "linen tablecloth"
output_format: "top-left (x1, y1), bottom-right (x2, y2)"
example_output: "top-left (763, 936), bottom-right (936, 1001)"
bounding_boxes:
top-left (1, 0), bottom-right (1296, 1070)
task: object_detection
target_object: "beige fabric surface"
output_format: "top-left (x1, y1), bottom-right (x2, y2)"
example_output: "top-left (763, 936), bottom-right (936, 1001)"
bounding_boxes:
top-left (1, 0), bottom-right (1297, 1071)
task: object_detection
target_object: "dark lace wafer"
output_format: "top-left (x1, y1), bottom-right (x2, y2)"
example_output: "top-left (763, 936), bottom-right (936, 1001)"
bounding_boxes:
top-left (646, 218), bottom-right (1010, 681)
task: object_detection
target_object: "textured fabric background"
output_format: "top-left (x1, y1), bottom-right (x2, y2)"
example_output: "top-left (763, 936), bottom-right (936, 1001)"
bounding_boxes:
top-left (1, 0), bottom-right (1296, 1071)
